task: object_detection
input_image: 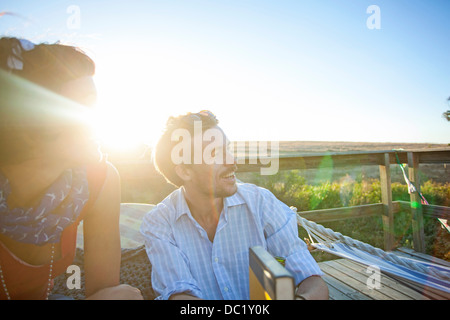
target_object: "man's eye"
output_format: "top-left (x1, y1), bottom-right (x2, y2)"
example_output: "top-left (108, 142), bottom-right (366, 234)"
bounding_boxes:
top-left (211, 147), bottom-right (225, 159)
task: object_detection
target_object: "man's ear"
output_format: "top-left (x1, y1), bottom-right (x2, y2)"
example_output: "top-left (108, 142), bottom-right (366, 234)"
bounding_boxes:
top-left (174, 164), bottom-right (192, 183)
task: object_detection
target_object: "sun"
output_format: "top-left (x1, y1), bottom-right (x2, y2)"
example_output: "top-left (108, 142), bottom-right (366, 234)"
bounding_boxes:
top-left (91, 94), bottom-right (160, 155)
top-left (88, 48), bottom-right (234, 156)
top-left (89, 59), bottom-right (163, 155)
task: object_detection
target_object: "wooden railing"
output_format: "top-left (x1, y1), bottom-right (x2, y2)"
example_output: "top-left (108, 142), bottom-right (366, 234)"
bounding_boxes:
top-left (236, 148), bottom-right (450, 252)
top-left (113, 147), bottom-right (450, 252)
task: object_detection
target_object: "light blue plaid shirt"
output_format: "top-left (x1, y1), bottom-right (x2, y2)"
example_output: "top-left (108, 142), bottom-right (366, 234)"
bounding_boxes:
top-left (140, 183), bottom-right (323, 300)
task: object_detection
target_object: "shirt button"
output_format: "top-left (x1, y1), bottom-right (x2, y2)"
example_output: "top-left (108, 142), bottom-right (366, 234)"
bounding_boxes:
top-left (224, 287), bottom-right (229, 292)
top-left (214, 257), bottom-right (219, 263)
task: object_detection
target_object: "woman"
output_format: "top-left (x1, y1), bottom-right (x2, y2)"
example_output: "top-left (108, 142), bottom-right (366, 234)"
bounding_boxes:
top-left (0, 37), bottom-right (143, 299)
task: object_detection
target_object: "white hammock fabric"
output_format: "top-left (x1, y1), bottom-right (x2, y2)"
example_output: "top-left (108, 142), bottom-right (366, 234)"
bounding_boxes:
top-left (293, 207), bottom-right (450, 295)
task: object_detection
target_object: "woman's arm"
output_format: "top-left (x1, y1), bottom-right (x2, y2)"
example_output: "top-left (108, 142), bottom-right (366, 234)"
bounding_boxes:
top-left (82, 162), bottom-right (142, 299)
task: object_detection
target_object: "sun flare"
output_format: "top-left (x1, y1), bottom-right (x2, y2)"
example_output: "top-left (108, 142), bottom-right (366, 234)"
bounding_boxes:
top-left (91, 96), bottom-right (160, 154)
top-left (90, 62), bottom-right (164, 154)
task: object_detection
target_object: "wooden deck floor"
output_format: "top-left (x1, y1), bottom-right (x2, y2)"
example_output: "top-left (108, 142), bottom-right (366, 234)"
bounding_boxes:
top-left (78, 203), bottom-right (449, 300)
top-left (319, 258), bottom-right (447, 300)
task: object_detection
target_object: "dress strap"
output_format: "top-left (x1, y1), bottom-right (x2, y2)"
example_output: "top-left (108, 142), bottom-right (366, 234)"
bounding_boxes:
top-left (75, 158), bottom-right (108, 224)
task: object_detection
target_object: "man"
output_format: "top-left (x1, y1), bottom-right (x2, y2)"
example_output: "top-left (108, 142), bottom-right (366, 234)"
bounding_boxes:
top-left (140, 110), bottom-right (328, 300)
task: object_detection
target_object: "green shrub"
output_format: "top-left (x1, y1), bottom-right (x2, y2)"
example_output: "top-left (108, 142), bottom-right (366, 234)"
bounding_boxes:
top-left (243, 170), bottom-right (450, 261)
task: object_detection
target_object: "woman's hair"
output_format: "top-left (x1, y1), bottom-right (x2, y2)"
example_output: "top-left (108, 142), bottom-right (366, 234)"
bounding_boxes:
top-left (0, 37), bottom-right (95, 92)
top-left (0, 37), bottom-right (96, 165)
top-left (154, 110), bottom-right (219, 187)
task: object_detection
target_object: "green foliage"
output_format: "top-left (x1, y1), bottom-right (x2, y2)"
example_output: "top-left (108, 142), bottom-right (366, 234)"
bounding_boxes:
top-left (243, 170), bottom-right (450, 261)
top-left (421, 180), bottom-right (450, 206)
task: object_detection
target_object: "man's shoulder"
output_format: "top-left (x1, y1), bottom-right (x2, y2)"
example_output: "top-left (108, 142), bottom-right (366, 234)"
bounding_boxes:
top-left (160, 187), bottom-right (184, 205)
top-left (145, 188), bottom-right (184, 219)
top-left (236, 182), bottom-right (274, 197)
top-left (232, 183), bottom-right (291, 220)
top-left (234, 182), bottom-right (278, 204)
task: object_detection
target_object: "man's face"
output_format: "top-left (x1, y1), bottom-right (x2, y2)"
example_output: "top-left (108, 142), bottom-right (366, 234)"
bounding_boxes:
top-left (186, 126), bottom-right (238, 198)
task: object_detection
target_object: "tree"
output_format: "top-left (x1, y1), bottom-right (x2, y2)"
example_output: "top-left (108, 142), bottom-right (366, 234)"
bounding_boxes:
top-left (444, 110), bottom-right (450, 121)
top-left (443, 97), bottom-right (450, 121)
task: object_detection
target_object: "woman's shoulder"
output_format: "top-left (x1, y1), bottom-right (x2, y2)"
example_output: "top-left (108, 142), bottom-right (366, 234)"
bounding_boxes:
top-left (86, 158), bottom-right (118, 187)
top-left (85, 159), bottom-right (120, 208)
top-left (82, 160), bottom-right (121, 223)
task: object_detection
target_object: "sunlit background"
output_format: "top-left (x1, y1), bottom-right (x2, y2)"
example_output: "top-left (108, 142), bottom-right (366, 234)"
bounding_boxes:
top-left (1, 0), bottom-right (450, 155)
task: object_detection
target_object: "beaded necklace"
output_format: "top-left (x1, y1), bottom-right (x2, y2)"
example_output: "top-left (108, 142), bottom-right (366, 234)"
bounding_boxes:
top-left (0, 243), bottom-right (55, 300)
top-left (0, 166), bottom-right (88, 300)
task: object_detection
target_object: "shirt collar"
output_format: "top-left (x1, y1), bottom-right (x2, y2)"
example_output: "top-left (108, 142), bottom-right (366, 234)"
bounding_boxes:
top-left (175, 184), bottom-right (246, 221)
top-left (224, 186), bottom-right (246, 207)
top-left (174, 187), bottom-right (190, 221)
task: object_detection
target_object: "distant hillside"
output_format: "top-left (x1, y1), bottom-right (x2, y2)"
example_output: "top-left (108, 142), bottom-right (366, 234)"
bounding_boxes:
top-left (244, 141), bottom-right (449, 156)
top-left (104, 141), bottom-right (450, 163)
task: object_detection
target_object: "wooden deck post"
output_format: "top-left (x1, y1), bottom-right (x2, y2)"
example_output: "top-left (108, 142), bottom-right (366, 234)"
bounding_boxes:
top-left (379, 153), bottom-right (394, 251)
top-left (407, 152), bottom-right (425, 253)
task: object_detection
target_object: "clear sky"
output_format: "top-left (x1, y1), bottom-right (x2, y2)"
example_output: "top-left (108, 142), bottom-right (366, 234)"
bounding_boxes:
top-left (1, 0), bottom-right (449, 150)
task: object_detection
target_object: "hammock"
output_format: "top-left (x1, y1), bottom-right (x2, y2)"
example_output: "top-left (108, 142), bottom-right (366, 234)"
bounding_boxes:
top-left (294, 207), bottom-right (450, 297)
top-left (393, 151), bottom-right (449, 233)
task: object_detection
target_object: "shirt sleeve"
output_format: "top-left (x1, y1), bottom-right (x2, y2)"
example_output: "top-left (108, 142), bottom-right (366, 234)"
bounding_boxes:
top-left (140, 205), bottom-right (203, 300)
top-left (259, 187), bottom-right (324, 286)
